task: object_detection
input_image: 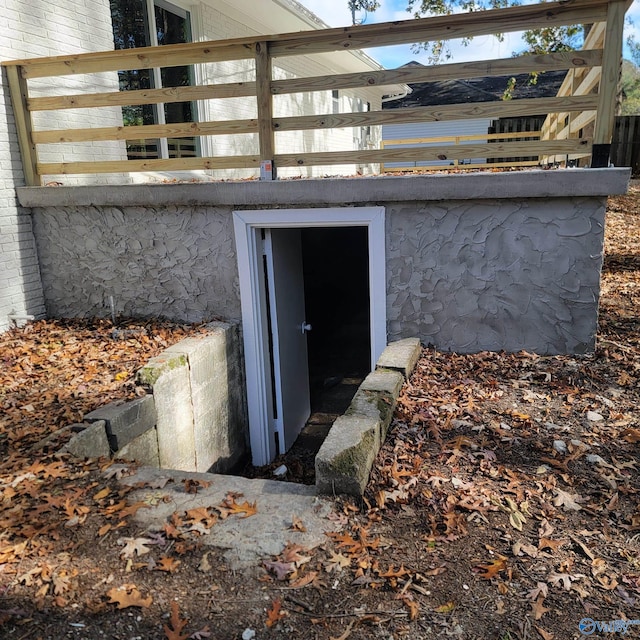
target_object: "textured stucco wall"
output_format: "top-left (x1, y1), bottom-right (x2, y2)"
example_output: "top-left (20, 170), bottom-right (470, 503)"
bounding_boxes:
top-left (386, 197), bottom-right (606, 354)
top-left (32, 206), bottom-right (240, 323)
top-left (32, 193), bottom-right (606, 354)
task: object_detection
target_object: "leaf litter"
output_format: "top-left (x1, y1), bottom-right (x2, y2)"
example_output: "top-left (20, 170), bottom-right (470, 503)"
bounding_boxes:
top-left (0, 187), bottom-right (640, 638)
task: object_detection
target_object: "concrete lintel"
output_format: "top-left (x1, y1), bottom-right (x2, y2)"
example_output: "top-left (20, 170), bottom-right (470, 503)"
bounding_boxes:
top-left (17, 168), bottom-right (630, 208)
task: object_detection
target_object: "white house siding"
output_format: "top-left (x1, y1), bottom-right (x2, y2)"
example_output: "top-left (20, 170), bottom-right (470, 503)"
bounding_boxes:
top-left (382, 118), bottom-right (492, 169)
top-left (0, 0), bottom-right (127, 332)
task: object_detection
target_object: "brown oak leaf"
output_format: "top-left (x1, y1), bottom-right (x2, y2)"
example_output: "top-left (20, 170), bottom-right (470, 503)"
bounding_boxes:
top-left (107, 584), bottom-right (152, 609)
top-left (163, 601), bottom-right (190, 640)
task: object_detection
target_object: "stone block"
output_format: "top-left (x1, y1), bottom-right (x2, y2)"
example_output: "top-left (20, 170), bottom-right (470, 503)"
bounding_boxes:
top-left (144, 358), bottom-right (196, 472)
top-left (360, 369), bottom-right (404, 396)
top-left (316, 415), bottom-right (381, 496)
top-left (347, 387), bottom-right (396, 439)
top-left (84, 396), bottom-right (156, 451)
top-left (164, 322), bottom-right (247, 473)
top-left (61, 420), bottom-right (110, 459)
top-left (116, 428), bottom-right (160, 468)
top-left (376, 338), bottom-right (422, 379)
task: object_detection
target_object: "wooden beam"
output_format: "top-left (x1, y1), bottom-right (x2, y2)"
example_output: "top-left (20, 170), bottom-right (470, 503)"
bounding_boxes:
top-left (268, 0), bottom-right (610, 57)
top-left (2, 0), bottom-right (609, 79)
top-left (32, 118), bottom-right (258, 144)
top-left (593, 0), bottom-right (626, 145)
top-left (27, 81), bottom-right (257, 112)
top-left (273, 95), bottom-right (599, 132)
top-left (4, 65), bottom-right (39, 186)
top-left (271, 50), bottom-right (602, 96)
top-left (275, 139), bottom-right (591, 167)
top-left (38, 154), bottom-right (261, 176)
top-left (4, 42), bottom-right (255, 80)
top-left (255, 41), bottom-right (275, 170)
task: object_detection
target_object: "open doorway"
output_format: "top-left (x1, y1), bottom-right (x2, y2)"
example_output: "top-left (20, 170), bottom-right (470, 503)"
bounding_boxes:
top-left (233, 207), bottom-right (387, 470)
top-left (274, 226), bottom-right (371, 481)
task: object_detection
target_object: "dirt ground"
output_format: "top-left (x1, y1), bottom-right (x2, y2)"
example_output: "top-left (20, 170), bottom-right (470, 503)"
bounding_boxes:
top-left (1, 183), bottom-right (640, 640)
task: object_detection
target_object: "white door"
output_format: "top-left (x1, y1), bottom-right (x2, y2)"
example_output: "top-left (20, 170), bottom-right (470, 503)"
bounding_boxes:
top-left (264, 228), bottom-right (311, 453)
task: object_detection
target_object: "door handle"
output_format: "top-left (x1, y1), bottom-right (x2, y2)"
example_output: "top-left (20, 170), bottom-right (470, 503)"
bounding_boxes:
top-left (301, 322), bottom-right (312, 334)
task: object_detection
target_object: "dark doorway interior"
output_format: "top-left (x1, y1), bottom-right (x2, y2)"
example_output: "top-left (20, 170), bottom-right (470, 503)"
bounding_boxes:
top-left (301, 226), bottom-right (371, 401)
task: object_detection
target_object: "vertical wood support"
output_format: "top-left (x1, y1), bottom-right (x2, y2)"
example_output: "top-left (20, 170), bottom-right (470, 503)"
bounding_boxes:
top-left (255, 41), bottom-right (276, 179)
top-left (5, 64), bottom-right (40, 186)
top-left (592, 0), bottom-right (626, 167)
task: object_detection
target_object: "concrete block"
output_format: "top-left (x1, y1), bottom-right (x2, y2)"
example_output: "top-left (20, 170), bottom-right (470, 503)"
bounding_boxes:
top-left (376, 338), bottom-right (422, 379)
top-left (143, 357), bottom-right (196, 472)
top-left (61, 420), bottom-right (110, 459)
top-left (164, 322), bottom-right (247, 473)
top-left (84, 395), bottom-right (156, 451)
top-left (116, 428), bottom-right (160, 468)
top-left (316, 415), bottom-right (381, 496)
top-left (360, 369), bottom-right (405, 396)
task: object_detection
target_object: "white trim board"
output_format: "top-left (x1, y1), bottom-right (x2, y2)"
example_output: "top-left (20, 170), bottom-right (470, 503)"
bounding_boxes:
top-left (233, 206), bottom-right (387, 466)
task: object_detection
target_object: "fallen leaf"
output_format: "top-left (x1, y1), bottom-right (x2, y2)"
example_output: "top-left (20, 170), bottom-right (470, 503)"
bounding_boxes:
top-left (553, 489), bottom-right (583, 511)
top-left (527, 582), bottom-right (549, 601)
top-left (531, 595), bottom-right (549, 620)
top-left (198, 552), bottom-right (211, 573)
top-left (118, 537), bottom-right (153, 559)
top-left (403, 596), bottom-right (420, 620)
top-left (107, 584), bottom-right (152, 609)
top-left (535, 625), bottom-right (554, 640)
top-left (156, 556), bottom-right (181, 572)
top-left (290, 516), bottom-right (307, 532)
top-left (474, 557), bottom-right (507, 580)
top-left (538, 538), bottom-right (568, 553)
top-left (548, 571), bottom-right (585, 591)
top-left (434, 601), bottom-right (456, 613)
top-left (266, 598), bottom-right (286, 628)
top-left (263, 560), bottom-right (295, 581)
top-left (163, 601), bottom-right (190, 640)
top-left (324, 551), bottom-right (351, 573)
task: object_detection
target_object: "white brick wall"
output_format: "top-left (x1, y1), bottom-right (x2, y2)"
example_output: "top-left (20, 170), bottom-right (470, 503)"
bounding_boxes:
top-left (0, 0), bottom-right (125, 331)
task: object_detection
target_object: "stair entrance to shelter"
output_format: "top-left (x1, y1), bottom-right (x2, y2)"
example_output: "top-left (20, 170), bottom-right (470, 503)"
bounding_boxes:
top-left (233, 207), bottom-right (387, 468)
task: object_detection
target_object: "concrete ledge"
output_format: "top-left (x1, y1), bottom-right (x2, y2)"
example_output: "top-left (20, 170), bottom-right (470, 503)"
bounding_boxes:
top-left (316, 339), bottom-right (421, 496)
top-left (84, 396), bottom-right (156, 451)
top-left (17, 169), bottom-right (630, 208)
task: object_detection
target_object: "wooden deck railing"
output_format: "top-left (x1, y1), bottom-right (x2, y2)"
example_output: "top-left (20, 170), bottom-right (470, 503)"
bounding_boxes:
top-left (1, 0), bottom-right (631, 186)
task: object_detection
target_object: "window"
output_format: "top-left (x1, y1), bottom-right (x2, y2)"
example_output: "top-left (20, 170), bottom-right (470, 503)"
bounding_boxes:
top-left (110, 0), bottom-right (198, 160)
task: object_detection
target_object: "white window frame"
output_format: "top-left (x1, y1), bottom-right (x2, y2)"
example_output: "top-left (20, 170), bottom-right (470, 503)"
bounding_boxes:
top-left (233, 207), bottom-right (387, 466)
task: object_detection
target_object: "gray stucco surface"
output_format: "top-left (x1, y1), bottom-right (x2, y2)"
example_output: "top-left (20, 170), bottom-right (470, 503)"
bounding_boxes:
top-left (385, 196), bottom-right (607, 354)
top-left (31, 205), bottom-right (240, 323)
top-left (25, 170), bottom-right (627, 355)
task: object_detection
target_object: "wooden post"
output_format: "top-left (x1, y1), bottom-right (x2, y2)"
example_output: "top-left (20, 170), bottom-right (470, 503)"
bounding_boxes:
top-left (592, 0), bottom-right (626, 167)
top-left (255, 41), bottom-right (275, 179)
top-left (5, 64), bottom-right (40, 186)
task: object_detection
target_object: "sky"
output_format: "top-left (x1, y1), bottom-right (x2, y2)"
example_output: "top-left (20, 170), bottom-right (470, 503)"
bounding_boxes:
top-left (299, 0), bottom-right (640, 69)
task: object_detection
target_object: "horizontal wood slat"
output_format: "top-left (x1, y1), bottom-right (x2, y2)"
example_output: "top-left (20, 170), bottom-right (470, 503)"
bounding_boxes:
top-left (271, 50), bottom-right (602, 95)
top-left (27, 81), bottom-right (257, 112)
top-left (274, 96), bottom-right (599, 131)
top-left (38, 154), bottom-right (262, 175)
top-left (275, 139), bottom-right (591, 167)
top-left (33, 118), bottom-right (258, 144)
